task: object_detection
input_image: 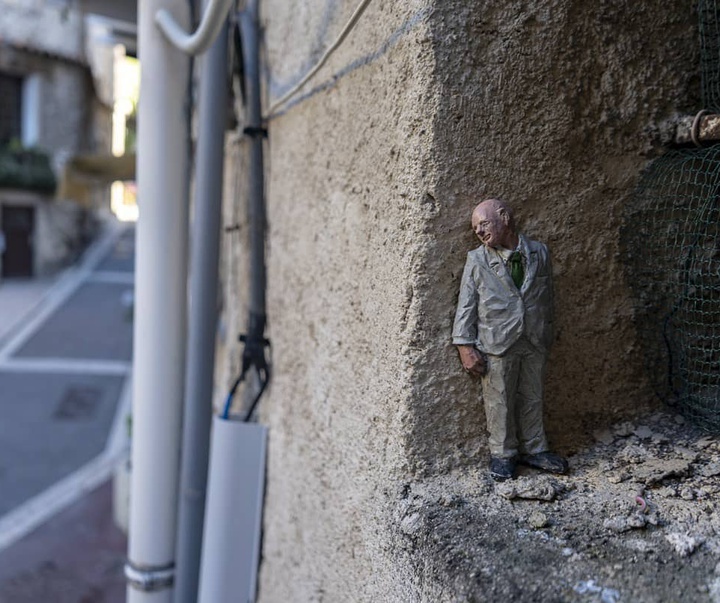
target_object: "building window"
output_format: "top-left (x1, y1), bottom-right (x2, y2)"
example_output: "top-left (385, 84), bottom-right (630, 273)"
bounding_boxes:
top-left (0, 74), bottom-right (22, 145)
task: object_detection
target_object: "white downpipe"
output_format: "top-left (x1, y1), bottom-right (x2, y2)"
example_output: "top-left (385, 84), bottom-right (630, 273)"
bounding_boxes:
top-left (126, 0), bottom-right (191, 601)
top-left (155, 0), bottom-right (234, 56)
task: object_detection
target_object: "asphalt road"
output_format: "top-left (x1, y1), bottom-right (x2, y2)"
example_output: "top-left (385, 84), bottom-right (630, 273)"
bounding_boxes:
top-left (0, 225), bottom-right (135, 520)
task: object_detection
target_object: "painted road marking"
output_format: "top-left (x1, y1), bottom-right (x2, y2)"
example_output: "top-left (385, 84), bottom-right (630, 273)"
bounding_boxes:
top-left (0, 358), bottom-right (131, 376)
top-left (87, 271), bottom-right (136, 285)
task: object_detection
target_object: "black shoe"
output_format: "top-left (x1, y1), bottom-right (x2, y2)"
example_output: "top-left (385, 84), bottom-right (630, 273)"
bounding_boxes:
top-left (489, 456), bottom-right (516, 481)
top-left (519, 452), bottom-right (568, 474)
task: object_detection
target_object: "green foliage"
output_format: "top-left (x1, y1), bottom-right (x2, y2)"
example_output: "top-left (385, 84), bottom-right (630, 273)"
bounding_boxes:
top-left (0, 143), bottom-right (56, 193)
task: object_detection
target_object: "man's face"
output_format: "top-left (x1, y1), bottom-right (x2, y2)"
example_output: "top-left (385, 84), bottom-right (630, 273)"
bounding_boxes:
top-left (471, 204), bottom-right (509, 249)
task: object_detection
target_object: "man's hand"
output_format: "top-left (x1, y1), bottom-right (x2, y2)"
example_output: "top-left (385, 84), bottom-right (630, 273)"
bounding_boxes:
top-left (457, 345), bottom-right (486, 376)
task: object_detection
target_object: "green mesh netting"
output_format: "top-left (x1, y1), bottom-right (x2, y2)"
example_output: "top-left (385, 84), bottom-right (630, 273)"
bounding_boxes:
top-left (623, 147), bottom-right (720, 431)
top-left (623, 2), bottom-right (720, 432)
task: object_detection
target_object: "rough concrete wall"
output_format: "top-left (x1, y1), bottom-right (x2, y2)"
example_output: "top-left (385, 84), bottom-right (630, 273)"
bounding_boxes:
top-left (406, 0), bottom-right (699, 475)
top-left (218, 1), bottom-right (437, 600)
top-left (218, 0), bottom-right (701, 600)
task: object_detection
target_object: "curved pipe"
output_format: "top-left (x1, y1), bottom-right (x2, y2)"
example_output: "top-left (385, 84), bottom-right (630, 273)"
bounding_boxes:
top-left (155, 0), bottom-right (234, 55)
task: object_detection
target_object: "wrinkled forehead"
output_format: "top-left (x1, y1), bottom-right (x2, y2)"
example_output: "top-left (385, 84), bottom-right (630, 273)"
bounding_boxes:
top-left (471, 203), bottom-right (494, 226)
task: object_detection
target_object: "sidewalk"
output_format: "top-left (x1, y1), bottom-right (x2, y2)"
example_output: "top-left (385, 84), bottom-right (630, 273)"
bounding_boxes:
top-left (0, 482), bottom-right (126, 603)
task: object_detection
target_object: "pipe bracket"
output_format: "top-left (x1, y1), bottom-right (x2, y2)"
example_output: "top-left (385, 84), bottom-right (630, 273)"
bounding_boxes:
top-left (125, 560), bottom-right (175, 592)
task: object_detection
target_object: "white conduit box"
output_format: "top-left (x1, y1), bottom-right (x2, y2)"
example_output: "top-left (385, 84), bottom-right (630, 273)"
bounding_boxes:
top-left (198, 416), bottom-right (267, 603)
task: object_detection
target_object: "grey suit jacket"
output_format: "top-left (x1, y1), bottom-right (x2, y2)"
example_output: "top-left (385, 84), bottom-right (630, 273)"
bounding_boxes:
top-left (452, 234), bottom-right (554, 356)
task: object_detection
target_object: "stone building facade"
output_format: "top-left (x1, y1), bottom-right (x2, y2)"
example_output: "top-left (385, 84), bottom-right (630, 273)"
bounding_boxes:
top-left (0, 0), bottom-right (110, 277)
top-left (218, 1), bottom-right (702, 600)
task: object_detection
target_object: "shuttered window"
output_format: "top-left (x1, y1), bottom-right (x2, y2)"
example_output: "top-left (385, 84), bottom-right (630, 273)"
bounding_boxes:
top-left (0, 74), bottom-right (22, 145)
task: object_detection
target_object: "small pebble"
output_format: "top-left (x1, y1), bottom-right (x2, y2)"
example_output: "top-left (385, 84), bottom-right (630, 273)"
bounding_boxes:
top-left (634, 425), bottom-right (654, 439)
top-left (675, 415), bottom-right (686, 425)
top-left (700, 462), bottom-right (720, 478)
top-left (528, 511), bottom-right (549, 529)
top-left (665, 533), bottom-right (703, 557)
top-left (626, 514), bottom-right (647, 529)
top-left (594, 430), bottom-right (615, 446)
top-left (651, 433), bottom-right (670, 445)
top-left (614, 422), bottom-right (635, 437)
top-left (680, 487), bottom-right (695, 500)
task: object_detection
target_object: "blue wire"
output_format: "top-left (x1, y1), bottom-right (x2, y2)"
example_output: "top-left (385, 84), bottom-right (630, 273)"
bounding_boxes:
top-left (221, 391), bottom-right (234, 420)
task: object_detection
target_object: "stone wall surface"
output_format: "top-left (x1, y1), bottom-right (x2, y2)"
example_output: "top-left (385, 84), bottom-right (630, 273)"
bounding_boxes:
top-left (38, 63), bottom-right (94, 169)
top-left (218, 0), bottom-right (701, 600)
top-left (0, 0), bottom-right (95, 167)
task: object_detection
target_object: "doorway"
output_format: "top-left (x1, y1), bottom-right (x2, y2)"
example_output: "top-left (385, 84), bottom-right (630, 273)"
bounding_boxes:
top-left (2, 205), bottom-right (35, 277)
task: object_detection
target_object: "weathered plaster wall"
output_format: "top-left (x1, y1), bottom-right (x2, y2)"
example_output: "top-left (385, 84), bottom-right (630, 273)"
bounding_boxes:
top-left (218, 1), bottom-right (437, 600)
top-left (0, 0), bottom-right (85, 63)
top-left (218, 0), bottom-right (699, 600)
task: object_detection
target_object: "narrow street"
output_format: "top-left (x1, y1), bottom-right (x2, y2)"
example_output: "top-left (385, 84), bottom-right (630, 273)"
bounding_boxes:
top-left (0, 222), bottom-right (134, 602)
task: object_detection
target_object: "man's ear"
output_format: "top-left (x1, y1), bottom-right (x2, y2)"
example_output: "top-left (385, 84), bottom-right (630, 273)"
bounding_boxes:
top-left (498, 208), bottom-right (510, 225)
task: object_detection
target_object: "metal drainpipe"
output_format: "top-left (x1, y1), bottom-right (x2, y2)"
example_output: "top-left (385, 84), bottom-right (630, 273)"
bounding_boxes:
top-left (195, 8), bottom-right (270, 599)
top-left (126, 0), bottom-right (191, 601)
top-left (174, 14), bottom-right (228, 603)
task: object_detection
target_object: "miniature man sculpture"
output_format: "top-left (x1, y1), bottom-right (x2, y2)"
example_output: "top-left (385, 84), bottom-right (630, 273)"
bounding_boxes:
top-left (453, 198), bottom-right (568, 481)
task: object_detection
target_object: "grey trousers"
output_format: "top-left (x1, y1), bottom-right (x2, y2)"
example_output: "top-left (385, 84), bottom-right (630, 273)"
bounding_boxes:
top-left (481, 336), bottom-right (549, 459)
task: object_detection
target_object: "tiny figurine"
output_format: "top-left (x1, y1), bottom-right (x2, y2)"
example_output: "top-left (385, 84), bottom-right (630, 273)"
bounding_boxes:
top-left (453, 198), bottom-right (568, 481)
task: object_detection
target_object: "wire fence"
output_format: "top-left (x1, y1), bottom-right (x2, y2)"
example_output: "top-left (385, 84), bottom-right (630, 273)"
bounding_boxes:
top-left (623, 147), bottom-right (720, 431)
top-left (622, 1), bottom-right (720, 432)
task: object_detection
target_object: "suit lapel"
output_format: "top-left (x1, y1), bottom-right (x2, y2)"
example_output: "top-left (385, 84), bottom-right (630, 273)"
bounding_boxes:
top-left (520, 235), bottom-right (539, 295)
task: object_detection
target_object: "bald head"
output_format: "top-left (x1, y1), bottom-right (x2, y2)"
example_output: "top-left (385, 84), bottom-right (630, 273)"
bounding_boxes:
top-left (471, 198), bottom-right (518, 249)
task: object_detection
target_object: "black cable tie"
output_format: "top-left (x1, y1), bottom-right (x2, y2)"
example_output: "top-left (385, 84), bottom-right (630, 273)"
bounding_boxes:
top-left (243, 126), bottom-right (268, 138)
top-left (238, 333), bottom-right (271, 346)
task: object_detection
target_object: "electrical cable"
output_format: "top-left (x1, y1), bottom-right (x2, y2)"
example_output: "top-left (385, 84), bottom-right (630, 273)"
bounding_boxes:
top-left (265, 0), bottom-right (374, 118)
top-left (221, 6), bottom-right (272, 423)
top-left (221, 336), bottom-right (271, 420)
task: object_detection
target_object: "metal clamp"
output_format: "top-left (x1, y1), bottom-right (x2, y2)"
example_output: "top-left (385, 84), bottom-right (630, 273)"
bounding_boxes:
top-left (125, 560), bottom-right (175, 592)
top-left (691, 109), bottom-right (710, 147)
